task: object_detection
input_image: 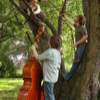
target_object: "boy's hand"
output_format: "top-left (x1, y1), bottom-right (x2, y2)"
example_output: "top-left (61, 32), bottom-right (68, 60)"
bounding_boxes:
top-left (31, 45), bottom-right (35, 51)
top-left (60, 14), bottom-right (66, 18)
top-left (73, 43), bottom-right (78, 49)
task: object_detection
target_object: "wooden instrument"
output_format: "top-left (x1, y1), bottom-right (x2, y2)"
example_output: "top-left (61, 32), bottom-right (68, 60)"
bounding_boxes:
top-left (17, 27), bottom-right (44, 100)
top-left (17, 57), bottom-right (44, 100)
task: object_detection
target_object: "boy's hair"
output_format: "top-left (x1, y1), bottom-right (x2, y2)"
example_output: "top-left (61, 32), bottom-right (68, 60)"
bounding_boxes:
top-left (77, 15), bottom-right (86, 25)
top-left (50, 36), bottom-right (61, 50)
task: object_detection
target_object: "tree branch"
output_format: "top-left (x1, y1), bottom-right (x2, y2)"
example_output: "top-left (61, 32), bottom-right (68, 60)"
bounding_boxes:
top-left (49, 0), bottom-right (60, 12)
top-left (9, 0), bottom-right (28, 18)
top-left (14, 13), bottom-right (23, 26)
top-left (82, 0), bottom-right (90, 33)
top-left (58, 0), bottom-right (68, 35)
top-left (1, 9), bottom-right (16, 23)
top-left (0, 35), bottom-right (16, 43)
top-left (1, 13), bottom-right (19, 23)
top-left (45, 19), bottom-right (57, 35)
top-left (54, 1), bottom-right (68, 99)
top-left (26, 31), bottom-right (33, 44)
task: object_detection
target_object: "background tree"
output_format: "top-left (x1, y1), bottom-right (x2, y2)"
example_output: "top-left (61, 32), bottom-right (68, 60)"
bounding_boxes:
top-left (0, 0), bottom-right (33, 77)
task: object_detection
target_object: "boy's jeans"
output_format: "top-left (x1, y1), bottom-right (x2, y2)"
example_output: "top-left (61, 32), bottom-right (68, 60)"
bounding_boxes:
top-left (44, 81), bottom-right (55, 100)
top-left (64, 48), bottom-right (85, 81)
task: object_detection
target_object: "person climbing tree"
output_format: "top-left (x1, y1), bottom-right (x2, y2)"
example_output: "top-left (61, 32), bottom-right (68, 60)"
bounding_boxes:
top-left (31, 36), bottom-right (61, 100)
top-left (27, 0), bottom-right (45, 22)
top-left (20, 0), bottom-right (45, 30)
top-left (61, 14), bottom-right (88, 81)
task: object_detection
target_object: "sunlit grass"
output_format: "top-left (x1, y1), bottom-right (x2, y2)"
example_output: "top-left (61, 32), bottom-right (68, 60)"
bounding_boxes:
top-left (0, 78), bottom-right (100, 100)
top-left (0, 78), bottom-right (23, 100)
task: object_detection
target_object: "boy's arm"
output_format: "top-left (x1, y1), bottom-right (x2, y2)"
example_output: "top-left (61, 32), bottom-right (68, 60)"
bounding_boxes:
top-left (73, 35), bottom-right (88, 48)
top-left (31, 45), bottom-right (51, 61)
top-left (31, 45), bottom-right (39, 60)
top-left (61, 14), bottom-right (74, 26)
top-left (38, 50), bottom-right (51, 61)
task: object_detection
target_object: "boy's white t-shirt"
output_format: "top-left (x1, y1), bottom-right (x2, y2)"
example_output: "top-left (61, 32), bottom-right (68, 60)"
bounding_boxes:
top-left (39, 48), bottom-right (61, 83)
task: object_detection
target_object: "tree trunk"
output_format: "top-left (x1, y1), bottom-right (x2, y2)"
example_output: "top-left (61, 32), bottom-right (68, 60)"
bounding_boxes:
top-left (58, 0), bottom-right (100, 100)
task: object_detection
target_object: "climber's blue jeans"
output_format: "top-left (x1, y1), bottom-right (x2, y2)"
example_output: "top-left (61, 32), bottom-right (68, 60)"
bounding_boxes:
top-left (44, 81), bottom-right (55, 100)
top-left (64, 48), bottom-right (85, 81)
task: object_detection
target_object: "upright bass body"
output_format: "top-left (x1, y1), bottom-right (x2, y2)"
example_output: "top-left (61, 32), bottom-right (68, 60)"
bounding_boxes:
top-left (17, 57), bottom-right (44, 100)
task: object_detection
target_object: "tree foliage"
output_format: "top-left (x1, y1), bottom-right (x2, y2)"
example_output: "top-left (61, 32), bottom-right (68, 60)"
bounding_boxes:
top-left (0, 0), bottom-right (32, 77)
top-left (0, 0), bottom-right (83, 72)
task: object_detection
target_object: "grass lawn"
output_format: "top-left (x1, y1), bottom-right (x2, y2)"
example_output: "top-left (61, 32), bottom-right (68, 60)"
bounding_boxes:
top-left (0, 78), bottom-right (23, 100)
top-left (0, 78), bottom-right (100, 100)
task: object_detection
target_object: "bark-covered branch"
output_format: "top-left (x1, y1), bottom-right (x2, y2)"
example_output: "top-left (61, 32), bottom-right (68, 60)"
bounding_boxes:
top-left (1, 9), bottom-right (16, 23)
top-left (45, 19), bottom-right (57, 35)
top-left (14, 13), bottom-right (23, 26)
top-left (54, 1), bottom-right (68, 100)
top-left (58, 0), bottom-right (68, 35)
top-left (82, 0), bottom-right (90, 33)
top-left (0, 35), bottom-right (16, 43)
top-left (21, 0), bottom-right (33, 14)
top-left (0, 24), bottom-right (8, 38)
top-left (9, 0), bottom-right (28, 18)
top-left (49, 1), bottom-right (60, 12)
top-left (26, 31), bottom-right (33, 44)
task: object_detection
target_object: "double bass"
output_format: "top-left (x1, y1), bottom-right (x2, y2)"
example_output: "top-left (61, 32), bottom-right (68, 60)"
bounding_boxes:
top-left (17, 28), bottom-right (44, 100)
